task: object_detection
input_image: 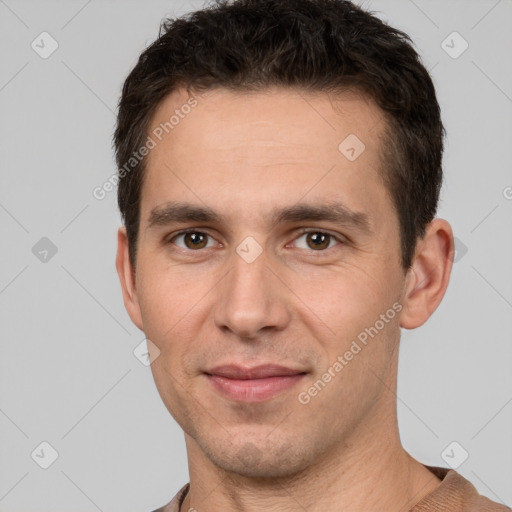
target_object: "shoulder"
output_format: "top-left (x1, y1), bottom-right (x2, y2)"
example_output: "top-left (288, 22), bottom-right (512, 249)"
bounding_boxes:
top-left (413, 466), bottom-right (511, 511)
top-left (150, 482), bottom-right (190, 512)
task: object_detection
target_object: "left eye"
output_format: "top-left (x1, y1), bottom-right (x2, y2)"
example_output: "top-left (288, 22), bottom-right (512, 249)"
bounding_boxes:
top-left (292, 231), bottom-right (341, 251)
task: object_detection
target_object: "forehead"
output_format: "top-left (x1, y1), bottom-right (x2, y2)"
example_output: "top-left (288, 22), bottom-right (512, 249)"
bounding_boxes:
top-left (140, 86), bottom-right (392, 231)
top-left (149, 86), bottom-right (385, 156)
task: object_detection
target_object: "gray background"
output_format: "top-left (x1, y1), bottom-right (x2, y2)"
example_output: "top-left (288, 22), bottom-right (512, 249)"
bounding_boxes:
top-left (0, 0), bottom-right (511, 510)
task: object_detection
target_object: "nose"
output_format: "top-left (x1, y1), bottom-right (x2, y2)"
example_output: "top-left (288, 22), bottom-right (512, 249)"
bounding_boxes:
top-left (213, 245), bottom-right (291, 340)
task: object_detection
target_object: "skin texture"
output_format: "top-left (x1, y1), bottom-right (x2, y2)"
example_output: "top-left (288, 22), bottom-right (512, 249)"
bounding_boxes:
top-left (116, 87), bottom-right (454, 511)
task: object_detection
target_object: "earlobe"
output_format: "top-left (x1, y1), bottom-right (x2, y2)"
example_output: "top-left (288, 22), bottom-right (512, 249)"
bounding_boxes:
top-left (115, 227), bottom-right (144, 331)
top-left (399, 219), bottom-right (454, 330)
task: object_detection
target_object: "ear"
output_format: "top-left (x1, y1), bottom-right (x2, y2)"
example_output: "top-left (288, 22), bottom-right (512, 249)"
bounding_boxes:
top-left (399, 218), bottom-right (454, 329)
top-left (116, 227), bottom-right (144, 331)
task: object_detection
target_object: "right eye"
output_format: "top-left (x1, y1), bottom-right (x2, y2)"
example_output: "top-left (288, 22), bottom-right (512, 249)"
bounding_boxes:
top-left (169, 230), bottom-right (218, 251)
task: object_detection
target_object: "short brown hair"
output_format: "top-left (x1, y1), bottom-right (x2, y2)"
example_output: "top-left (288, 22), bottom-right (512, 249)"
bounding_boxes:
top-left (113, 0), bottom-right (444, 270)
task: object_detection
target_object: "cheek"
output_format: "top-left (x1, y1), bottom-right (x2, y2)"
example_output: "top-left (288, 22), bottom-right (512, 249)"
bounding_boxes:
top-left (140, 267), bottom-right (203, 416)
top-left (136, 260), bottom-right (215, 392)
top-left (136, 258), bottom-right (209, 340)
top-left (295, 274), bottom-right (401, 425)
top-left (292, 266), bottom-right (393, 338)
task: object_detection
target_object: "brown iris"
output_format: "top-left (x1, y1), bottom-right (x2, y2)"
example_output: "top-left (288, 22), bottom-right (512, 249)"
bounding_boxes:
top-left (184, 232), bottom-right (208, 249)
top-left (306, 232), bottom-right (331, 250)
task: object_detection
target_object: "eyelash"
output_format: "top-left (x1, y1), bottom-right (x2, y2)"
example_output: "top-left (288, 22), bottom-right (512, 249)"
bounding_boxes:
top-left (167, 228), bottom-right (344, 254)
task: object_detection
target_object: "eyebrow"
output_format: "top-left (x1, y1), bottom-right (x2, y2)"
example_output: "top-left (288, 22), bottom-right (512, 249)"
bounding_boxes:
top-left (147, 201), bottom-right (372, 234)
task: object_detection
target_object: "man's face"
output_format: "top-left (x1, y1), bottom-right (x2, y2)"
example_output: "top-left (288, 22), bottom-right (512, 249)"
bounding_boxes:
top-left (127, 87), bottom-right (409, 477)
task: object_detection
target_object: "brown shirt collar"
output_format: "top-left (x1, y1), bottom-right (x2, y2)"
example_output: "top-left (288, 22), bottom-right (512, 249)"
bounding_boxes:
top-left (153, 465), bottom-right (511, 512)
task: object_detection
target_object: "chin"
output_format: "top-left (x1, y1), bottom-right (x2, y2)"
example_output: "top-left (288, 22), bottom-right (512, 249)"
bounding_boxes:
top-left (203, 437), bottom-right (312, 480)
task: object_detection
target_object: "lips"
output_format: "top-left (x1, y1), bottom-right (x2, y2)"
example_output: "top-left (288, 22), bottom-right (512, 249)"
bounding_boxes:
top-left (205, 364), bottom-right (306, 379)
top-left (204, 364), bottom-right (307, 402)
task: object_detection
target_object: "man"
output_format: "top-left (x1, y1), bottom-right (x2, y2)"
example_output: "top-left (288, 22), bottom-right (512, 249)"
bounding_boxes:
top-left (114, 0), bottom-right (510, 510)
